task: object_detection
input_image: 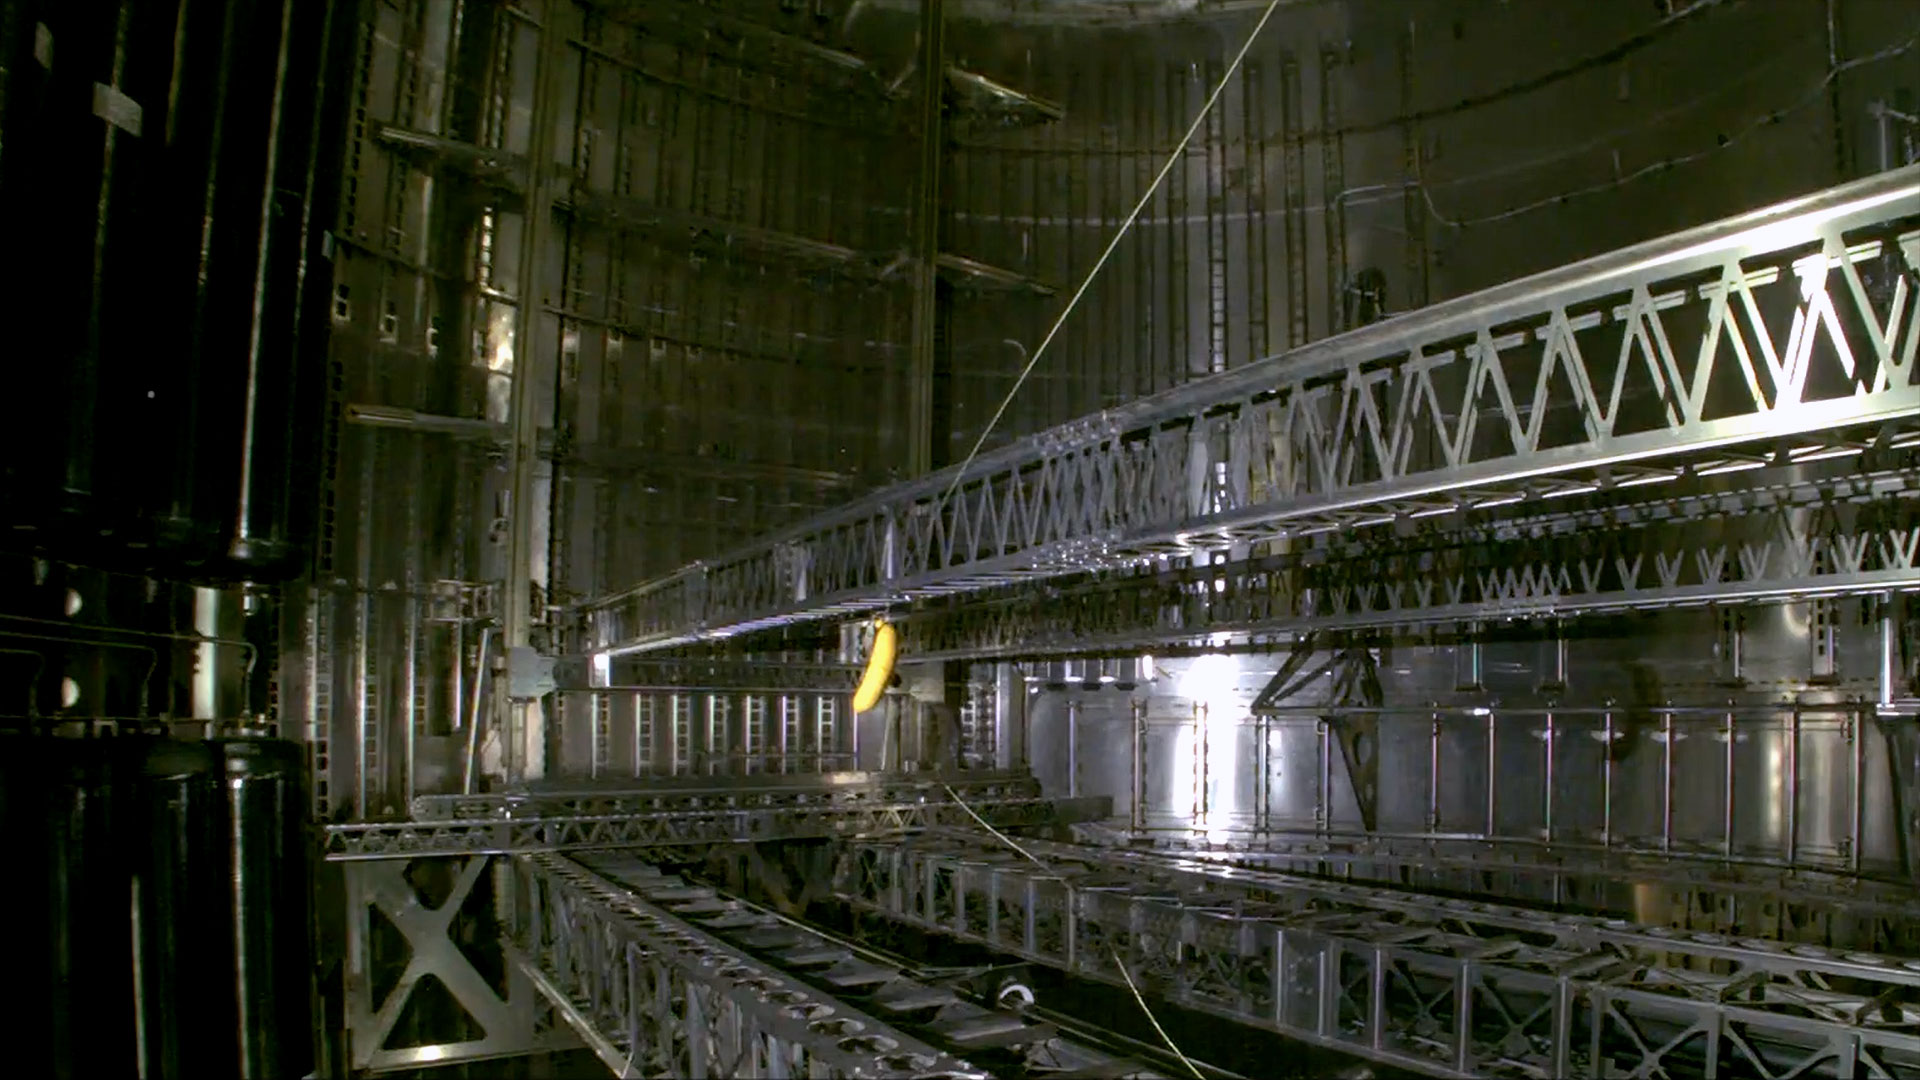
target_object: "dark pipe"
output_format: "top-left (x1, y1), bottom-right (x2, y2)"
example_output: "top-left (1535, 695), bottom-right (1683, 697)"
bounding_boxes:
top-left (219, 736), bottom-right (315, 1079)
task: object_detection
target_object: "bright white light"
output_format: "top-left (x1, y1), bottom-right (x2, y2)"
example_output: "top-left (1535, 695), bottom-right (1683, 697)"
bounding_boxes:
top-left (1616, 473), bottom-right (1677, 488)
top-left (1696, 460), bottom-right (1767, 477)
top-left (1178, 654), bottom-right (1241, 715)
top-left (1789, 445), bottom-right (1863, 463)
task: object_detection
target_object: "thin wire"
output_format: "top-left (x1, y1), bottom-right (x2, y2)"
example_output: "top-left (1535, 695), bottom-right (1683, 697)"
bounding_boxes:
top-left (941, 782), bottom-right (1045, 867)
top-left (1422, 19), bottom-right (1920, 230)
top-left (940, 783), bottom-right (1208, 1080)
top-left (1110, 946), bottom-right (1206, 1080)
top-left (933, 0), bottom-right (1281, 518)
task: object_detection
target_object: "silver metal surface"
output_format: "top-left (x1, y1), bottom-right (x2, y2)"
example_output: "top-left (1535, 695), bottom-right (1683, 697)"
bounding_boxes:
top-left (410, 770), bottom-right (1040, 820)
top-left (1073, 822), bottom-right (1920, 956)
top-left (836, 832), bottom-right (1920, 1079)
top-left (584, 164), bottom-right (1920, 654)
top-left (344, 859), bottom-right (576, 1072)
top-left (899, 462), bottom-right (1920, 657)
top-left (323, 793), bottom-right (1111, 860)
top-left (555, 851), bottom-right (1166, 1077)
top-left (1089, 692), bottom-right (1904, 880)
top-left (507, 852), bottom-right (986, 1079)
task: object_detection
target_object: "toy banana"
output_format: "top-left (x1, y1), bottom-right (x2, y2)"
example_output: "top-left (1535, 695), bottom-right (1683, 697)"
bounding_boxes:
top-left (851, 619), bottom-right (897, 713)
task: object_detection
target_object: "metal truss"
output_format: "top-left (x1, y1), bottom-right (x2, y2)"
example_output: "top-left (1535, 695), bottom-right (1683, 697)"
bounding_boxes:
top-left (834, 834), bottom-right (1920, 1079)
top-left (345, 859), bottom-right (578, 1072)
top-left (410, 770), bottom-right (1040, 821)
top-left (583, 165), bottom-right (1920, 654)
top-left (323, 794), bottom-right (1111, 860)
top-left (568, 657), bottom-right (862, 694)
top-left (506, 853), bottom-right (984, 1079)
top-left (895, 464), bottom-right (1920, 658)
top-left (555, 851), bottom-right (1166, 1077)
top-left (1071, 823), bottom-right (1920, 957)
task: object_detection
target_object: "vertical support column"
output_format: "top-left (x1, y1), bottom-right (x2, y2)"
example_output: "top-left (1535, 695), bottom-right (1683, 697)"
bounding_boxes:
top-left (634, 693), bottom-right (654, 778)
top-left (590, 692), bottom-right (610, 779)
top-left (1195, 702), bottom-right (1210, 827)
top-left (818, 697), bottom-right (840, 772)
top-left (1880, 595), bottom-right (1899, 705)
top-left (1318, 47), bottom-right (1345, 337)
top-left (1280, 54), bottom-right (1307, 349)
top-left (1130, 699), bottom-right (1147, 831)
top-left (1483, 709), bottom-right (1497, 838)
top-left (403, 596), bottom-right (420, 806)
top-left (994, 663), bottom-right (1025, 770)
top-left (500, 0), bottom-right (567, 784)
top-left (671, 693), bottom-right (692, 776)
top-left (1541, 709), bottom-right (1555, 843)
top-left (355, 593), bottom-right (375, 817)
top-left (905, 0), bottom-right (947, 478)
top-left (310, 588), bottom-right (334, 819)
top-left (1067, 698), bottom-right (1080, 798)
top-left (1398, 19), bottom-right (1428, 312)
top-left (779, 695), bottom-right (799, 774)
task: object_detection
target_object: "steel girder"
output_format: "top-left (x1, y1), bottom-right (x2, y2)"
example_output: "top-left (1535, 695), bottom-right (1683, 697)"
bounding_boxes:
top-left (507, 853), bottom-right (983, 1079)
top-left (344, 859), bottom-right (579, 1072)
top-left (560, 852), bottom-right (1167, 1077)
top-left (833, 834), bottom-right (1920, 1079)
top-left (322, 794), bottom-right (1111, 860)
top-left (409, 770), bottom-right (1040, 821)
top-left (893, 463), bottom-right (1920, 658)
top-left (583, 164), bottom-right (1920, 654)
top-left (1070, 824), bottom-right (1920, 958)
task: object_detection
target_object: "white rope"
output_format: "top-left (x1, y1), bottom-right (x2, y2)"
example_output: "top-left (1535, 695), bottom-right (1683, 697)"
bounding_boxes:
top-left (940, 784), bottom-right (1207, 1079)
top-left (933, 0), bottom-right (1283, 518)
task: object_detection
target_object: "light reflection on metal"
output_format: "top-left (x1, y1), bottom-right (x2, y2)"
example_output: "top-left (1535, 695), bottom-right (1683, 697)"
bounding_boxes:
top-left (584, 165), bottom-right (1920, 655)
top-left (322, 793), bottom-right (1110, 860)
top-left (1125, 703), bottom-right (1892, 880)
top-left (894, 464), bottom-right (1920, 660)
top-left (508, 853), bottom-right (989, 1079)
top-left (836, 833), bottom-right (1920, 1080)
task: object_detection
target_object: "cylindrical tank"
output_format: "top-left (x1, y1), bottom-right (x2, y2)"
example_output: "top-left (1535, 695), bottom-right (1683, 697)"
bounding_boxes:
top-left (0, 0), bottom-right (177, 535)
top-left (0, 734), bottom-right (313, 1078)
top-left (216, 736), bottom-right (315, 1080)
top-left (1, 737), bottom-right (139, 1079)
top-left (129, 738), bottom-right (235, 1079)
top-left (0, 0), bottom-right (347, 583)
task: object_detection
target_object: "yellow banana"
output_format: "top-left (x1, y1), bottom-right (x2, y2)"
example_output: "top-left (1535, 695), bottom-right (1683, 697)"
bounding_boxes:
top-left (851, 620), bottom-right (897, 713)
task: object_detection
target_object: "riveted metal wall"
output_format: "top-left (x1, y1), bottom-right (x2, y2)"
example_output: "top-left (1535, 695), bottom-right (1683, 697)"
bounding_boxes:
top-left (926, 0), bottom-right (1920, 459)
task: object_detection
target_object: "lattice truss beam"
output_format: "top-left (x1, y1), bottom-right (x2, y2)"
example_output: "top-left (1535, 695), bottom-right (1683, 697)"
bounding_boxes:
top-left (323, 793), bottom-right (1110, 860)
top-left (529, 852), bottom-right (1164, 1077)
top-left (584, 166), bottom-right (1920, 654)
top-left (508, 853), bottom-right (985, 1079)
top-left (834, 834), bottom-right (1920, 1080)
top-left (1074, 823), bottom-right (1920, 958)
top-left (895, 464), bottom-right (1920, 657)
top-left (409, 771), bottom-right (1039, 821)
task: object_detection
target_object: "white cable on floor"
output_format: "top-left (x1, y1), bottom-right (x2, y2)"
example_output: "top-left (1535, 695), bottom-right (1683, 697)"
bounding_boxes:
top-left (933, 0), bottom-right (1283, 519)
top-left (941, 784), bottom-right (1208, 1080)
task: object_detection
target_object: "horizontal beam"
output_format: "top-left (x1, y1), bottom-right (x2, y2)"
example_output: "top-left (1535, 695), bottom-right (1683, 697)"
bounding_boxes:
top-left (1069, 823), bottom-right (1920, 956)
top-left (582, 164), bottom-right (1920, 654)
top-left (410, 770), bottom-right (1040, 821)
top-left (894, 462), bottom-right (1920, 658)
top-left (322, 794), bottom-right (1111, 860)
top-left (835, 835), bottom-right (1920, 1079)
top-left (508, 853), bottom-right (981, 1079)
top-left (563, 852), bottom-right (1166, 1077)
